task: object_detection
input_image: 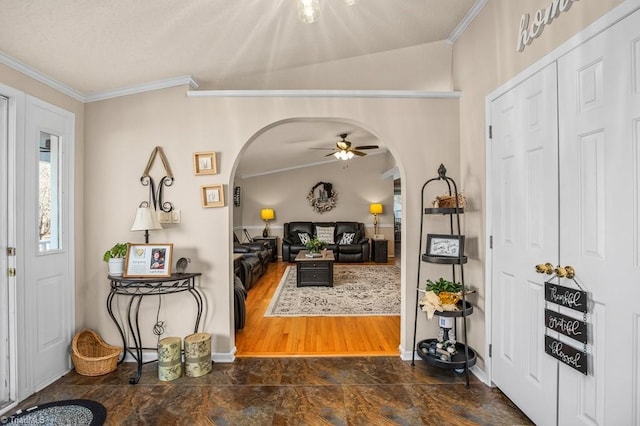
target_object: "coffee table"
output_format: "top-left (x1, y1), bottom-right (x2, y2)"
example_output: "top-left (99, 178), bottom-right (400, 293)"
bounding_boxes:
top-left (294, 250), bottom-right (335, 287)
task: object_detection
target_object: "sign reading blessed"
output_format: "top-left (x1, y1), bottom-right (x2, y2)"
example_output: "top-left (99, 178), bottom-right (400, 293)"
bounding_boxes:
top-left (544, 281), bottom-right (589, 375)
top-left (517, 0), bottom-right (580, 52)
top-left (545, 335), bottom-right (588, 375)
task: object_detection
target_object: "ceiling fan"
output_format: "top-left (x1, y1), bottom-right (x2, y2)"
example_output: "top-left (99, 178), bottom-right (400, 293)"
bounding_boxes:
top-left (315, 133), bottom-right (379, 160)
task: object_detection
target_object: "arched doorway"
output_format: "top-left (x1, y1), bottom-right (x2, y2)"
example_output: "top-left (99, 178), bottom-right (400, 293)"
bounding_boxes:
top-left (231, 118), bottom-right (402, 356)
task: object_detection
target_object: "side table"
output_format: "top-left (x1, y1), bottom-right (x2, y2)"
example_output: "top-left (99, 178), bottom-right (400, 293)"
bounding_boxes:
top-left (371, 239), bottom-right (389, 263)
top-left (106, 273), bottom-right (203, 384)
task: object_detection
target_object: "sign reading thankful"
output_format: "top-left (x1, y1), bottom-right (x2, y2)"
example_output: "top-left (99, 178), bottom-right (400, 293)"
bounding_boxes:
top-left (517, 0), bottom-right (580, 52)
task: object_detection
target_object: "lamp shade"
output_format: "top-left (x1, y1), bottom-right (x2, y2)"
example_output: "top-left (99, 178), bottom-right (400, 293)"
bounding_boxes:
top-left (369, 203), bottom-right (383, 215)
top-left (131, 206), bottom-right (163, 231)
top-left (260, 208), bottom-right (275, 221)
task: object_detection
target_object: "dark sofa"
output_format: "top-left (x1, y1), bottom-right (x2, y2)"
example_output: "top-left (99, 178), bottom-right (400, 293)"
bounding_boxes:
top-left (282, 221), bottom-right (370, 262)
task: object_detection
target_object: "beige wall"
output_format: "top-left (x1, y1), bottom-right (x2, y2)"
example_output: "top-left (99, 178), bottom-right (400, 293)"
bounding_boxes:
top-left (83, 86), bottom-right (460, 356)
top-left (0, 63), bottom-right (87, 328)
top-left (453, 0), bottom-right (624, 370)
top-left (237, 151), bottom-right (396, 256)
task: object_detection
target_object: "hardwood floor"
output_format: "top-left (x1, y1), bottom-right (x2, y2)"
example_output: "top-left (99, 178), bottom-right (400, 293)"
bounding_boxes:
top-left (235, 259), bottom-right (401, 357)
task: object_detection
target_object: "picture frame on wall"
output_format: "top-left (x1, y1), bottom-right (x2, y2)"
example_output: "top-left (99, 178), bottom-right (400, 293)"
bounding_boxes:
top-left (201, 184), bottom-right (225, 208)
top-left (193, 151), bottom-right (218, 175)
top-left (124, 243), bottom-right (174, 278)
top-left (425, 234), bottom-right (464, 258)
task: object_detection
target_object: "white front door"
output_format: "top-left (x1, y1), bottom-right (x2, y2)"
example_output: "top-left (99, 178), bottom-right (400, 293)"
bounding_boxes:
top-left (0, 94), bottom-right (10, 407)
top-left (18, 96), bottom-right (75, 395)
top-left (489, 62), bottom-right (559, 426)
top-left (557, 9), bottom-right (640, 424)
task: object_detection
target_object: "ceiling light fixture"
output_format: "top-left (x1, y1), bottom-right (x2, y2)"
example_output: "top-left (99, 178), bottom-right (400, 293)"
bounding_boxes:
top-left (298, 0), bottom-right (320, 23)
top-left (334, 150), bottom-right (354, 161)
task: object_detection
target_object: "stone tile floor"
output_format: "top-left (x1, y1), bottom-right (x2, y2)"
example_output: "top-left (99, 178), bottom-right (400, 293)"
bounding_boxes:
top-left (9, 357), bottom-right (533, 425)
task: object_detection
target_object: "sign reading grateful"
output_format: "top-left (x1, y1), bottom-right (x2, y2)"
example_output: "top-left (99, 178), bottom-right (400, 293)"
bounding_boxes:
top-left (517, 0), bottom-right (580, 52)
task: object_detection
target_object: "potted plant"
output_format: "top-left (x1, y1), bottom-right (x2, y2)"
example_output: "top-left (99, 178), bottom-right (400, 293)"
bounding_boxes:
top-left (425, 277), bottom-right (463, 305)
top-left (103, 243), bottom-right (128, 276)
top-left (305, 235), bottom-right (324, 253)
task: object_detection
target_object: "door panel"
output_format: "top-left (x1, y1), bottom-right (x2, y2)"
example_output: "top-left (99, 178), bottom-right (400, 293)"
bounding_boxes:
top-left (490, 62), bottom-right (559, 426)
top-left (0, 94), bottom-right (9, 406)
top-left (557, 9), bottom-right (640, 425)
top-left (22, 96), bottom-right (74, 393)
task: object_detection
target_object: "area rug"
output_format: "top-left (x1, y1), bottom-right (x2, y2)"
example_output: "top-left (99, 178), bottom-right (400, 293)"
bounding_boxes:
top-left (265, 265), bottom-right (400, 317)
top-left (5, 399), bottom-right (106, 425)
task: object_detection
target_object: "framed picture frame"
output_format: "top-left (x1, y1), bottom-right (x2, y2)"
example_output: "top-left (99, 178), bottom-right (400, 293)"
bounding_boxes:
top-left (201, 184), bottom-right (225, 208)
top-left (124, 243), bottom-right (173, 278)
top-left (193, 151), bottom-right (218, 175)
top-left (425, 234), bottom-right (465, 258)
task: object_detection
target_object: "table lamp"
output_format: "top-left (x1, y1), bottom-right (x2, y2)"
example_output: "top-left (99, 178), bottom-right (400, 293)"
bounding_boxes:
top-left (131, 202), bottom-right (163, 243)
top-left (369, 203), bottom-right (383, 236)
top-left (260, 208), bottom-right (275, 237)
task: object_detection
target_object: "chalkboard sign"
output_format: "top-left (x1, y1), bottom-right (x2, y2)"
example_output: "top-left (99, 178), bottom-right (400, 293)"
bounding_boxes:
top-left (545, 309), bottom-right (587, 344)
top-left (544, 282), bottom-right (587, 313)
top-left (545, 335), bottom-right (588, 375)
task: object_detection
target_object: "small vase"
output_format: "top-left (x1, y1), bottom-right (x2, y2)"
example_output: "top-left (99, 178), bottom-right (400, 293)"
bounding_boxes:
top-left (107, 258), bottom-right (124, 276)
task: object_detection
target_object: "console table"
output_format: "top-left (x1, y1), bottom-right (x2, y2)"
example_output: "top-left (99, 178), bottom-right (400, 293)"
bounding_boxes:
top-left (106, 273), bottom-right (203, 384)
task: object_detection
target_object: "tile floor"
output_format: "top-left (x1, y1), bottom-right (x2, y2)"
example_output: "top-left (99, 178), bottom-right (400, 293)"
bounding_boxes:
top-left (8, 356), bottom-right (533, 425)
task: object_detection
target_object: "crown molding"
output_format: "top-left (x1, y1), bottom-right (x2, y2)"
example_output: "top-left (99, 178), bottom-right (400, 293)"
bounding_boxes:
top-left (447, 0), bottom-right (488, 44)
top-left (84, 75), bottom-right (199, 102)
top-left (187, 90), bottom-right (461, 99)
top-left (0, 51), bottom-right (85, 102)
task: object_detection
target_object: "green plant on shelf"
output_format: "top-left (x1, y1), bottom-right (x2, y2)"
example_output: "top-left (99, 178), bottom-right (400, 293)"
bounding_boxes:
top-left (103, 243), bottom-right (128, 262)
top-left (425, 277), bottom-right (463, 294)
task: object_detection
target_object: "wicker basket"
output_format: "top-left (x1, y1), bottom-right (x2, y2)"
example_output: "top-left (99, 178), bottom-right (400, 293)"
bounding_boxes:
top-left (434, 193), bottom-right (466, 208)
top-left (71, 329), bottom-right (122, 376)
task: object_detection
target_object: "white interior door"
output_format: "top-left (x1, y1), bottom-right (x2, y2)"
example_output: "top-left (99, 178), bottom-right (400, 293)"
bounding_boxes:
top-left (19, 96), bottom-right (74, 395)
top-left (557, 9), bottom-right (640, 425)
top-left (489, 62), bottom-right (559, 426)
top-left (0, 94), bottom-right (9, 406)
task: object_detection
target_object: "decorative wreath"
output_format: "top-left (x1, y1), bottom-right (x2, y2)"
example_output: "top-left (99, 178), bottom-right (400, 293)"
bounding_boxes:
top-left (307, 181), bottom-right (338, 214)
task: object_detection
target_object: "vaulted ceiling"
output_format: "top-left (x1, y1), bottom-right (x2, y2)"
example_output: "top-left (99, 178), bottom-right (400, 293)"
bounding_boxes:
top-left (0, 0), bottom-right (481, 175)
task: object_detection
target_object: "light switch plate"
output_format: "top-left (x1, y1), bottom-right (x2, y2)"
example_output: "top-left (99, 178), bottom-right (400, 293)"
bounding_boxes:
top-left (158, 211), bottom-right (171, 224)
top-left (171, 209), bottom-right (181, 224)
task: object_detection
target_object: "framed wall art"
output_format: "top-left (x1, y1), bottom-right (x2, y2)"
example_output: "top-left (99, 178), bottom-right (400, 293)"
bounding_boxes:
top-left (193, 151), bottom-right (218, 175)
top-left (201, 184), bottom-right (225, 208)
top-left (425, 234), bottom-right (465, 258)
top-left (124, 243), bottom-right (174, 278)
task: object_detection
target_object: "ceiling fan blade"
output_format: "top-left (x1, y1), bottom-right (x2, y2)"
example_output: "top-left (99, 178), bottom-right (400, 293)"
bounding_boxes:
top-left (354, 145), bottom-right (379, 150)
top-left (308, 147), bottom-right (336, 150)
top-left (325, 152), bottom-right (337, 157)
top-left (351, 150), bottom-right (367, 156)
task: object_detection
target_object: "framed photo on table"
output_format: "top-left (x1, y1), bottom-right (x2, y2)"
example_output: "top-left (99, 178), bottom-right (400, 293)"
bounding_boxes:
top-left (193, 151), bottom-right (218, 175)
top-left (124, 243), bottom-right (173, 278)
top-left (201, 184), bottom-right (224, 208)
top-left (425, 234), bottom-right (464, 258)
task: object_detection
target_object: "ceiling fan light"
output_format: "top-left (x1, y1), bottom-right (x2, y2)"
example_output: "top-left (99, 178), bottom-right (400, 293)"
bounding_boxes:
top-left (346, 151), bottom-right (354, 159)
top-left (334, 150), bottom-right (353, 161)
top-left (298, 0), bottom-right (320, 23)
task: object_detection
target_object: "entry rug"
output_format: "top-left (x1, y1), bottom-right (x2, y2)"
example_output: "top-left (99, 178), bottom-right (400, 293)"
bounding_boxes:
top-left (265, 265), bottom-right (401, 317)
top-left (4, 399), bottom-right (106, 425)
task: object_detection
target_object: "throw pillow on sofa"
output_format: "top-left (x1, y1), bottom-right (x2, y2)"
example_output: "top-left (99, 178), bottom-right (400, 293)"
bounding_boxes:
top-left (339, 232), bottom-right (356, 244)
top-left (316, 226), bottom-right (335, 243)
top-left (298, 232), bottom-right (311, 244)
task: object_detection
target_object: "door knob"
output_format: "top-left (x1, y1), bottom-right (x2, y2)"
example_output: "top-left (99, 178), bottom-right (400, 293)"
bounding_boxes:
top-left (555, 265), bottom-right (575, 279)
top-left (535, 262), bottom-right (575, 279)
top-left (535, 263), bottom-right (554, 274)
